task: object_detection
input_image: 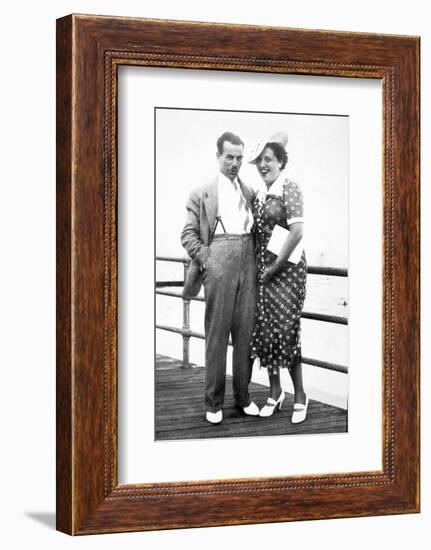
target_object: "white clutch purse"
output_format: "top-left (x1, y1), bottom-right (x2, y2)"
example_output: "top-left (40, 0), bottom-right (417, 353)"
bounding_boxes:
top-left (266, 224), bottom-right (303, 264)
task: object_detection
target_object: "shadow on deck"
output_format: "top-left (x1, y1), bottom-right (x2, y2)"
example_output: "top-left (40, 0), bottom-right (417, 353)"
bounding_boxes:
top-left (155, 355), bottom-right (347, 441)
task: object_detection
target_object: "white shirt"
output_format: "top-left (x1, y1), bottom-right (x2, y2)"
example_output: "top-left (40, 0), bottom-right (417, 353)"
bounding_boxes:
top-left (215, 173), bottom-right (254, 234)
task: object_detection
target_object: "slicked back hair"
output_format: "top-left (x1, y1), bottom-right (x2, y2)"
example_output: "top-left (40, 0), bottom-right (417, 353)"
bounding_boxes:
top-left (216, 132), bottom-right (244, 155)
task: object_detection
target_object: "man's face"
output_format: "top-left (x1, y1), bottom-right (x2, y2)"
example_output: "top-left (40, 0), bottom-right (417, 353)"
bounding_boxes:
top-left (217, 141), bottom-right (244, 181)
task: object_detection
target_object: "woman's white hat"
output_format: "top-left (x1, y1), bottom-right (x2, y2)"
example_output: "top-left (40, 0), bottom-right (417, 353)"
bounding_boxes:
top-left (248, 131), bottom-right (288, 164)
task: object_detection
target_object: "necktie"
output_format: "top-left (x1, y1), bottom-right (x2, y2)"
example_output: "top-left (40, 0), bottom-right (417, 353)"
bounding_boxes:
top-left (234, 181), bottom-right (249, 233)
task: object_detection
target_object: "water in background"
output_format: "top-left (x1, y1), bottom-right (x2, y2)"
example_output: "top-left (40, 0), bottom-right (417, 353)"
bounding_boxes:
top-left (156, 261), bottom-right (349, 409)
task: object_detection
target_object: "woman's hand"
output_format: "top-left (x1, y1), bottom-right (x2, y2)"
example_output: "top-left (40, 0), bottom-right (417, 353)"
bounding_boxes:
top-left (260, 264), bottom-right (278, 284)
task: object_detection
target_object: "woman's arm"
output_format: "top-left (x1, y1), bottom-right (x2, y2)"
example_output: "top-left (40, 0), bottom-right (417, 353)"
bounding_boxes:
top-left (260, 222), bottom-right (304, 283)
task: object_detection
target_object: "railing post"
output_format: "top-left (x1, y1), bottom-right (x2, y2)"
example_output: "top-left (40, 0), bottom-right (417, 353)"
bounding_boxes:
top-left (182, 263), bottom-right (191, 368)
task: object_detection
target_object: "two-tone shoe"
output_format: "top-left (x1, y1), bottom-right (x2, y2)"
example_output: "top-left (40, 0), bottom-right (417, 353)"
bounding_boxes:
top-left (206, 410), bottom-right (223, 424)
top-left (242, 401), bottom-right (260, 416)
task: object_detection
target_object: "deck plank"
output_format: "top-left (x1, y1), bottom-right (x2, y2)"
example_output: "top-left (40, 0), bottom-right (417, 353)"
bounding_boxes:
top-left (155, 355), bottom-right (347, 440)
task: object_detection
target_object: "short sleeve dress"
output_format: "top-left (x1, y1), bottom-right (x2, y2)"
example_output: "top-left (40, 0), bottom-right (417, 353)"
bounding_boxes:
top-left (251, 178), bottom-right (307, 374)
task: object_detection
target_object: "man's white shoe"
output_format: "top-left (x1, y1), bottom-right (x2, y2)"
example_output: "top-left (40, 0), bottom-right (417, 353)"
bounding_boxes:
top-left (242, 401), bottom-right (260, 416)
top-left (206, 410), bottom-right (223, 424)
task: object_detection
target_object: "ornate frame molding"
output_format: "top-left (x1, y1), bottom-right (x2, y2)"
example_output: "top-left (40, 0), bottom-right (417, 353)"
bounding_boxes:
top-left (57, 15), bottom-right (419, 534)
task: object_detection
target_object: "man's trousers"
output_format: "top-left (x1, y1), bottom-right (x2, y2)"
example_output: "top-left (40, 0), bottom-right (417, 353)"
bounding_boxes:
top-left (202, 234), bottom-right (256, 413)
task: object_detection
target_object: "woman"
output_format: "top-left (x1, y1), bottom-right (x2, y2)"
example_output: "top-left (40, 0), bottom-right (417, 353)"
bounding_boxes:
top-left (249, 132), bottom-right (309, 423)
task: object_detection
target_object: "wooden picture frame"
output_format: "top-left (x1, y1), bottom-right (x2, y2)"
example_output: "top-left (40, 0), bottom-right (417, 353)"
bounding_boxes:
top-left (56, 14), bottom-right (420, 534)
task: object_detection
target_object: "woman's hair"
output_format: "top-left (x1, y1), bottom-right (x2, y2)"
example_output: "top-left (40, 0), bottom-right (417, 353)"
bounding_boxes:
top-left (262, 141), bottom-right (288, 170)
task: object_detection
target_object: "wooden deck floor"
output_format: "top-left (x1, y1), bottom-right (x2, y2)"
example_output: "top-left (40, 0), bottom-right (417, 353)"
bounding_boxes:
top-left (155, 355), bottom-right (347, 441)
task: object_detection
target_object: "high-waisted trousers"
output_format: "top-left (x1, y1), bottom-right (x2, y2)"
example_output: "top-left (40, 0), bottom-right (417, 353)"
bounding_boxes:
top-left (202, 234), bottom-right (256, 413)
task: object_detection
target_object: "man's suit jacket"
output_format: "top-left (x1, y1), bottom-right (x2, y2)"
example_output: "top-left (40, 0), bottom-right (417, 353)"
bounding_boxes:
top-left (181, 176), bottom-right (255, 298)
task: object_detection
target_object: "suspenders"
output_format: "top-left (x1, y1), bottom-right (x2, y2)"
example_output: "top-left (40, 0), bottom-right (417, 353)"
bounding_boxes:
top-left (210, 216), bottom-right (227, 241)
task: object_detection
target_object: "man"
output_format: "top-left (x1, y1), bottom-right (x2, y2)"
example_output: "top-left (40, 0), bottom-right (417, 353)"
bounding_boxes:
top-left (181, 131), bottom-right (259, 424)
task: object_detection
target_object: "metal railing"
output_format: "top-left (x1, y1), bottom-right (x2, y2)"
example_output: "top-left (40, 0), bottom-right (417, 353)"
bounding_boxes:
top-left (156, 255), bottom-right (348, 374)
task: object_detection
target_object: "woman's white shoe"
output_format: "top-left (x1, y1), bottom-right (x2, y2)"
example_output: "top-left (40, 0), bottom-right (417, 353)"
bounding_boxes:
top-left (291, 395), bottom-right (309, 424)
top-left (259, 391), bottom-right (285, 417)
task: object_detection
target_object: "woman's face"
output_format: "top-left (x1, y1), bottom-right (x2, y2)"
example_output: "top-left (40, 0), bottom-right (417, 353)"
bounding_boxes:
top-left (257, 146), bottom-right (282, 185)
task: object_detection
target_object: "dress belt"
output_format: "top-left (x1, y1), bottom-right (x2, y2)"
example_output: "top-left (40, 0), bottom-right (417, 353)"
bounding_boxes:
top-left (212, 233), bottom-right (253, 240)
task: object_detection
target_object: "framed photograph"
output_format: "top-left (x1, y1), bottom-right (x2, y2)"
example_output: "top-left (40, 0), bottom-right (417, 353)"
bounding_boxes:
top-left (56, 14), bottom-right (420, 534)
top-left (151, 105), bottom-right (349, 444)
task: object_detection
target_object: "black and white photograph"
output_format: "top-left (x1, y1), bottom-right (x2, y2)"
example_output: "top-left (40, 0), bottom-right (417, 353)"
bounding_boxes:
top-left (155, 107), bottom-right (349, 440)
top-left (0, 0), bottom-right (425, 547)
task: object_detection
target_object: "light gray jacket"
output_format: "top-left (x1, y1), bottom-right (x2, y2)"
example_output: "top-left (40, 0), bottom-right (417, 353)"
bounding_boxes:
top-left (181, 176), bottom-right (255, 265)
top-left (180, 177), bottom-right (254, 297)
